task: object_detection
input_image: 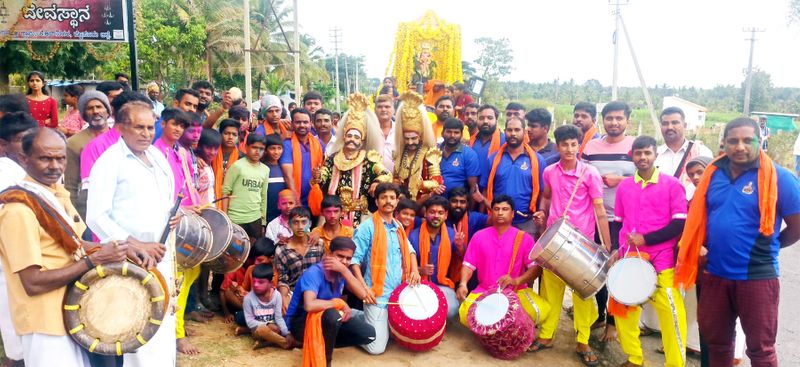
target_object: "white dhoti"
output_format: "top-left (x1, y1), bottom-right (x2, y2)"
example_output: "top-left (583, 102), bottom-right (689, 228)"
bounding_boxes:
top-left (0, 264), bottom-right (23, 360)
top-left (21, 333), bottom-right (90, 367)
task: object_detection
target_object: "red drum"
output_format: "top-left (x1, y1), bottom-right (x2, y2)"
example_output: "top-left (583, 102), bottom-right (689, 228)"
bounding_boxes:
top-left (468, 287), bottom-right (536, 360)
top-left (387, 281), bottom-right (447, 352)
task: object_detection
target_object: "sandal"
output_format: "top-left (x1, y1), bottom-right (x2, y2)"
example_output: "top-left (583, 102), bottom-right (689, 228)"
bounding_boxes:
top-left (576, 349), bottom-right (600, 367)
top-left (528, 340), bottom-right (553, 352)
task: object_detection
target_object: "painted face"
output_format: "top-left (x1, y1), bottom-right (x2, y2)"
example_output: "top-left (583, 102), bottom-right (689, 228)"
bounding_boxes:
top-left (179, 125), bottom-right (202, 149)
top-left (572, 109), bottom-right (595, 133)
top-left (491, 201), bottom-right (514, 225)
top-left (556, 138), bottom-right (580, 163)
top-left (161, 119), bottom-right (186, 143)
top-left (723, 126), bottom-right (759, 166)
top-left (278, 195), bottom-right (297, 217)
top-left (660, 113), bottom-right (685, 145)
top-left (424, 204), bottom-right (448, 228)
top-left (245, 141), bottom-right (265, 162)
top-left (395, 208), bottom-right (416, 229)
top-left (403, 131), bottom-right (420, 152)
top-left (321, 206), bottom-right (342, 225)
top-left (289, 215), bottom-right (311, 236)
top-left (602, 110), bottom-right (629, 138)
top-left (343, 129), bottom-right (363, 151)
top-left (632, 146), bottom-right (656, 172)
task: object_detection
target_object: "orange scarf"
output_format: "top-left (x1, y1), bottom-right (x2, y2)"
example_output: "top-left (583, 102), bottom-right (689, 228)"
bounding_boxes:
top-left (404, 219), bottom-right (415, 236)
top-left (302, 298), bottom-right (346, 367)
top-left (418, 222), bottom-right (454, 288)
top-left (212, 148), bottom-right (239, 209)
top-left (470, 128), bottom-right (502, 156)
top-left (370, 214), bottom-right (411, 297)
top-left (578, 125), bottom-right (597, 156)
top-left (292, 134), bottom-right (324, 203)
top-left (262, 121), bottom-right (287, 136)
top-left (486, 143), bottom-right (540, 215)
top-left (674, 151), bottom-right (777, 290)
top-left (448, 213), bottom-right (469, 280)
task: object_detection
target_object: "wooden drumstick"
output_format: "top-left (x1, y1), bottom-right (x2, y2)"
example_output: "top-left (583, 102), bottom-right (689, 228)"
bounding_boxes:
top-left (198, 195), bottom-right (236, 210)
top-left (377, 301), bottom-right (419, 307)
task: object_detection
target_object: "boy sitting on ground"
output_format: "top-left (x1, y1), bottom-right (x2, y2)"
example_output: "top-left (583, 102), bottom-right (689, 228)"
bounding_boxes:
top-left (243, 264), bottom-right (295, 350)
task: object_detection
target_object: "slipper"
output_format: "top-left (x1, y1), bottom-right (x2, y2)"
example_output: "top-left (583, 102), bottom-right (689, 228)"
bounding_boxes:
top-left (575, 349), bottom-right (600, 367)
top-left (639, 326), bottom-right (659, 336)
top-left (528, 340), bottom-right (553, 352)
top-left (591, 320), bottom-right (606, 330)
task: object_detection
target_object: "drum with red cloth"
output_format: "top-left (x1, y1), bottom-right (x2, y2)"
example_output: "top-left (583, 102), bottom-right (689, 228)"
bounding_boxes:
top-left (387, 281), bottom-right (447, 352)
top-left (468, 286), bottom-right (535, 360)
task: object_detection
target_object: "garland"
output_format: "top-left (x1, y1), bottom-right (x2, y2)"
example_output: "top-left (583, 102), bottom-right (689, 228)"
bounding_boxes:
top-left (26, 41), bottom-right (60, 62)
top-left (0, 0), bottom-right (34, 45)
top-left (85, 43), bottom-right (125, 62)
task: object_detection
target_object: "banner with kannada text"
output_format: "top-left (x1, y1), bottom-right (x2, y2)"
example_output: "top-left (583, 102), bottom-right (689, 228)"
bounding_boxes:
top-left (0, 0), bottom-right (128, 42)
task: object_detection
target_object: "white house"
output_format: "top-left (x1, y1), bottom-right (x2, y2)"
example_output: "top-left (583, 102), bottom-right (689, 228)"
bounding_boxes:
top-left (662, 96), bottom-right (707, 130)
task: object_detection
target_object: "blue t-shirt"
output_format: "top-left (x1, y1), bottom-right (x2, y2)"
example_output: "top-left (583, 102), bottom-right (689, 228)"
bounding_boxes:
top-left (285, 263), bottom-right (345, 328)
top-left (408, 225), bottom-right (456, 287)
top-left (266, 163), bottom-right (287, 223)
top-left (446, 211), bottom-right (489, 242)
top-left (705, 158), bottom-right (800, 280)
top-left (278, 136), bottom-right (325, 206)
top-left (439, 144), bottom-right (481, 196)
top-left (480, 150), bottom-right (546, 223)
top-left (471, 132), bottom-right (505, 184)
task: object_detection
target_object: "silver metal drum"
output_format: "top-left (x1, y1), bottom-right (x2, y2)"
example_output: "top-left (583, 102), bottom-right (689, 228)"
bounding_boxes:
top-left (174, 209), bottom-right (213, 269)
top-left (529, 217), bottom-right (611, 299)
top-left (199, 207), bottom-right (233, 262)
top-left (206, 223), bottom-right (251, 274)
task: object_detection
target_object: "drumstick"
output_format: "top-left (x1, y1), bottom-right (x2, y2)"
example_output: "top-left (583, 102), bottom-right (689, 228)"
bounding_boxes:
top-left (198, 195), bottom-right (236, 210)
top-left (377, 301), bottom-right (419, 307)
top-left (159, 194), bottom-right (184, 244)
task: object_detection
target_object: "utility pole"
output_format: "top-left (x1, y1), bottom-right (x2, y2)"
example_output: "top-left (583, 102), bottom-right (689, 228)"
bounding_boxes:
top-left (609, 0), bottom-right (627, 100)
top-left (243, 0), bottom-right (252, 107)
top-left (355, 57), bottom-right (360, 93)
top-left (344, 55), bottom-right (350, 97)
top-left (618, 14), bottom-right (660, 141)
top-left (742, 28), bottom-right (765, 115)
top-left (293, 0), bottom-right (301, 103)
top-left (330, 27), bottom-right (342, 112)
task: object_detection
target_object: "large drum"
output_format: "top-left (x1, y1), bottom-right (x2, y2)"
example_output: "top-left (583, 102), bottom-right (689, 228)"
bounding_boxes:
top-left (174, 209), bottom-right (213, 269)
top-left (63, 262), bottom-right (168, 355)
top-left (206, 223), bottom-right (251, 274)
top-left (387, 281), bottom-right (447, 352)
top-left (468, 287), bottom-right (535, 360)
top-left (199, 207), bottom-right (233, 262)
top-left (530, 217), bottom-right (611, 299)
top-left (607, 256), bottom-right (657, 306)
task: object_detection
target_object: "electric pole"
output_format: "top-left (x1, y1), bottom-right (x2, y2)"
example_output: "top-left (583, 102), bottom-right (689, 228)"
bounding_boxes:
top-left (742, 28), bottom-right (764, 116)
top-left (243, 0), bottom-right (252, 107)
top-left (330, 27), bottom-right (342, 112)
top-left (610, 0), bottom-right (627, 100)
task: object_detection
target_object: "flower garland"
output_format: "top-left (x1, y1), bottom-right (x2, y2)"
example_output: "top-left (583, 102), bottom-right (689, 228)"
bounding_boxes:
top-left (386, 11), bottom-right (463, 93)
top-left (0, 0), bottom-right (34, 45)
top-left (85, 43), bottom-right (125, 62)
top-left (26, 41), bottom-right (60, 62)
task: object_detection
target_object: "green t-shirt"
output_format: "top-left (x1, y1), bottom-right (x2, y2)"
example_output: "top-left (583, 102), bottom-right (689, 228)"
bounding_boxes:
top-left (221, 158), bottom-right (269, 224)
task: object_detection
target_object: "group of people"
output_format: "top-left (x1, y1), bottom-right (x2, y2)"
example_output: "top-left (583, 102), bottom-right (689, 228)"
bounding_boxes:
top-left (0, 70), bottom-right (797, 367)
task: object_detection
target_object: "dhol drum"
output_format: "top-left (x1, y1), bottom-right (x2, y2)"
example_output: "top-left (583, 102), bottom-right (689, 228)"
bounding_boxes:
top-left (63, 262), bottom-right (168, 356)
top-left (174, 209), bottom-right (213, 269)
top-left (530, 217), bottom-right (611, 299)
top-left (206, 223), bottom-right (251, 274)
top-left (468, 287), bottom-right (535, 360)
top-left (199, 207), bottom-right (233, 262)
top-left (607, 256), bottom-right (657, 306)
top-left (387, 281), bottom-right (447, 352)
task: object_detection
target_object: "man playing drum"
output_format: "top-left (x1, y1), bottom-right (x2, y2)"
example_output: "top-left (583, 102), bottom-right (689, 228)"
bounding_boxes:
top-left (0, 128), bottom-right (129, 367)
top-left (531, 125), bottom-right (611, 366)
top-left (613, 136), bottom-right (688, 367)
top-left (351, 183), bottom-right (421, 355)
top-left (456, 195), bottom-right (546, 331)
top-left (86, 101), bottom-right (181, 367)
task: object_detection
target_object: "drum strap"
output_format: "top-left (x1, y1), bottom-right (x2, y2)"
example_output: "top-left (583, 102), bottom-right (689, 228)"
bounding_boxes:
top-left (506, 230), bottom-right (526, 275)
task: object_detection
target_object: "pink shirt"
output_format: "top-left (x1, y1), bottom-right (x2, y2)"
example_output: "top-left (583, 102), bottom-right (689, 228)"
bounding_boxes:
top-left (462, 226), bottom-right (536, 293)
top-left (62, 108), bottom-right (84, 133)
top-left (543, 160), bottom-right (604, 239)
top-left (153, 139), bottom-right (197, 206)
top-left (614, 171), bottom-right (687, 272)
top-left (80, 128), bottom-right (120, 182)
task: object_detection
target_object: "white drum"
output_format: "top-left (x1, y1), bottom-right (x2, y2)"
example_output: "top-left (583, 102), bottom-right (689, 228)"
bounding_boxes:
top-left (607, 257), bottom-right (657, 306)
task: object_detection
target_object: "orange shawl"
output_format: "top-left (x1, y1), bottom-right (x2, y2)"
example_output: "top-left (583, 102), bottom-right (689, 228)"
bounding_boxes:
top-left (418, 222), bottom-right (454, 288)
top-left (578, 125), bottom-right (597, 156)
top-left (448, 214), bottom-right (469, 279)
top-left (262, 121), bottom-right (287, 136)
top-left (470, 128), bottom-right (502, 157)
top-left (486, 143), bottom-right (540, 215)
top-left (370, 214), bottom-right (412, 297)
top-left (292, 134), bottom-right (324, 205)
top-left (674, 151), bottom-right (777, 290)
top-left (302, 298), bottom-right (346, 367)
top-left (212, 148), bottom-right (239, 209)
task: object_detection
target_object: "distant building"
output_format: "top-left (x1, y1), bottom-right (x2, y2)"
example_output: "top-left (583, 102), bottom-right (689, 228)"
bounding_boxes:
top-left (662, 96), bottom-right (707, 130)
top-left (751, 111), bottom-right (798, 132)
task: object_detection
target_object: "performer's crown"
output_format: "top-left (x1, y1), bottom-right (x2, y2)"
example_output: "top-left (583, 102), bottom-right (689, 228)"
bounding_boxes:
top-left (399, 91), bottom-right (424, 133)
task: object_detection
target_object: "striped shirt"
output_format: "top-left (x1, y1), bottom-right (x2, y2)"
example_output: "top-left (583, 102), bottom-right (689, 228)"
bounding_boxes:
top-left (581, 135), bottom-right (635, 220)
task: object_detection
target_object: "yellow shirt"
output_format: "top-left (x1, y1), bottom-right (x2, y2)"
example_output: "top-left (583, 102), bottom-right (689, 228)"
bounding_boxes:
top-left (0, 178), bottom-right (86, 335)
top-left (311, 225), bottom-right (354, 252)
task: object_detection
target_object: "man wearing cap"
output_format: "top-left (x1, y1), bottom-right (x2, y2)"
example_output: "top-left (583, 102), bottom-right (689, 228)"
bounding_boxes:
top-left (256, 94), bottom-right (292, 140)
top-left (147, 82), bottom-right (165, 117)
top-left (65, 91), bottom-right (111, 220)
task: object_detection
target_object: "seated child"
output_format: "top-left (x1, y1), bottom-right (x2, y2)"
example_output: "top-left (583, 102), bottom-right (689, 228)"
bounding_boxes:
top-left (220, 266), bottom-right (247, 323)
top-left (236, 237), bottom-right (279, 332)
top-left (243, 264), bottom-right (294, 350)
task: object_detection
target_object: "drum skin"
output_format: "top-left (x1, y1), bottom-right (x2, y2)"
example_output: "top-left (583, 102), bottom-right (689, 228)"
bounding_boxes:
top-left (206, 223), bottom-right (251, 274)
top-left (607, 257), bottom-right (658, 306)
top-left (199, 207), bottom-right (233, 261)
top-left (63, 262), bottom-right (167, 356)
top-left (387, 281), bottom-right (447, 352)
top-left (175, 209), bottom-right (213, 269)
top-left (468, 287), bottom-right (535, 360)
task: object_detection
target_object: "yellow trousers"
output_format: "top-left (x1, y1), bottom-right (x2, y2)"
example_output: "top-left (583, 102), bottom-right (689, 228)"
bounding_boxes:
top-left (175, 266), bottom-right (201, 339)
top-left (538, 269), bottom-right (598, 344)
top-left (458, 288), bottom-right (550, 328)
top-left (615, 268), bottom-right (687, 367)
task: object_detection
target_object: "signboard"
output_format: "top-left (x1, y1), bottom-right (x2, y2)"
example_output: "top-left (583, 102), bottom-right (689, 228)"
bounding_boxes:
top-left (0, 0), bottom-right (128, 42)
